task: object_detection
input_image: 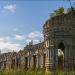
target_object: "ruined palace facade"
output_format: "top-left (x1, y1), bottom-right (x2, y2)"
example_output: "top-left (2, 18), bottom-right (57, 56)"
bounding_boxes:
top-left (0, 10), bottom-right (75, 70)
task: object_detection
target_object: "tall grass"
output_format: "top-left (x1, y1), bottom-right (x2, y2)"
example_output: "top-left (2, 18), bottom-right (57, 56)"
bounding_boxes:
top-left (0, 69), bottom-right (74, 75)
top-left (0, 69), bottom-right (51, 75)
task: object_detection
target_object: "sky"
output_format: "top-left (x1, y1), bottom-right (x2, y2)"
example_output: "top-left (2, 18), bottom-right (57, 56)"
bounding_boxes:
top-left (0, 0), bottom-right (74, 53)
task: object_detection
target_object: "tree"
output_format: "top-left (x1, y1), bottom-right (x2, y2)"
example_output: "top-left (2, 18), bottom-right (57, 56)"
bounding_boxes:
top-left (66, 0), bottom-right (75, 10)
top-left (54, 7), bottom-right (64, 16)
top-left (67, 7), bottom-right (75, 13)
top-left (50, 7), bottom-right (64, 18)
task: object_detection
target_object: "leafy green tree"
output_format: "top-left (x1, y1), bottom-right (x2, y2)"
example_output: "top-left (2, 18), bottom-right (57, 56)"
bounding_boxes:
top-left (54, 7), bottom-right (64, 16)
top-left (50, 7), bottom-right (64, 17)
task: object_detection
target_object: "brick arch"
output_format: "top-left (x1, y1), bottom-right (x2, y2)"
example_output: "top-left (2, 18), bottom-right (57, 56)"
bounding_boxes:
top-left (57, 41), bottom-right (65, 69)
top-left (58, 42), bottom-right (65, 51)
top-left (55, 40), bottom-right (67, 53)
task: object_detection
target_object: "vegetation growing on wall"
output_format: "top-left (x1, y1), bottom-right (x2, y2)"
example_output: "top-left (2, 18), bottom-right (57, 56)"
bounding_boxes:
top-left (50, 6), bottom-right (75, 18)
top-left (50, 7), bottom-right (64, 17)
top-left (67, 7), bottom-right (75, 13)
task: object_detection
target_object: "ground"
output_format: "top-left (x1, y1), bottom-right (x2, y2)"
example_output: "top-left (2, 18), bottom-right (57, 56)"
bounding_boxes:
top-left (0, 69), bottom-right (75, 75)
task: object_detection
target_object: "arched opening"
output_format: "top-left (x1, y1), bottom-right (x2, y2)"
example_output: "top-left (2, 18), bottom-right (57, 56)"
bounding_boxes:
top-left (11, 59), bottom-right (15, 69)
top-left (58, 42), bottom-right (65, 52)
top-left (25, 57), bottom-right (28, 69)
top-left (43, 54), bottom-right (46, 69)
top-left (33, 55), bottom-right (37, 69)
top-left (58, 42), bottom-right (65, 69)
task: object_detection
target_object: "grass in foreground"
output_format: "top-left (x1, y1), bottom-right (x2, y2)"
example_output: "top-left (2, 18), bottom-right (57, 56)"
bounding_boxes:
top-left (0, 69), bottom-right (52, 75)
top-left (0, 69), bottom-right (75, 75)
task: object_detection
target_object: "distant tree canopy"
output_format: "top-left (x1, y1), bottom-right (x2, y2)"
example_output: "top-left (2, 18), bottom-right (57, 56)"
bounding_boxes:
top-left (50, 7), bottom-right (64, 18)
top-left (67, 0), bottom-right (75, 12)
top-left (50, 6), bottom-right (75, 18)
top-left (67, 7), bottom-right (75, 13)
top-left (50, 0), bottom-right (75, 18)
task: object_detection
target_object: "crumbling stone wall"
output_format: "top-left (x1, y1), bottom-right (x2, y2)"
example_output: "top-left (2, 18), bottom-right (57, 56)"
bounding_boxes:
top-left (0, 10), bottom-right (75, 70)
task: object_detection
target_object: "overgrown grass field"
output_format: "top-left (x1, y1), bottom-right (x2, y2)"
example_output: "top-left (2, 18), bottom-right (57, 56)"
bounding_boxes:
top-left (0, 69), bottom-right (51, 75)
top-left (0, 69), bottom-right (75, 75)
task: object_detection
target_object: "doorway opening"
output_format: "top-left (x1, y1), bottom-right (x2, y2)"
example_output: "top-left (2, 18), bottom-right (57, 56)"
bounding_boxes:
top-left (25, 57), bottom-right (28, 69)
top-left (58, 42), bottom-right (65, 69)
top-left (11, 59), bottom-right (15, 69)
top-left (43, 54), bottom-right (46, 68)
top-left (33, 55), bottom-right (36, 69)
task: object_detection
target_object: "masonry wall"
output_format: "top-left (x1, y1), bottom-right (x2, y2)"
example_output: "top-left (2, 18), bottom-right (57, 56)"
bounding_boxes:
top-left (43, 10), bottom-right (75, 69)
top-left (0, 10), bottom-right (75, 70)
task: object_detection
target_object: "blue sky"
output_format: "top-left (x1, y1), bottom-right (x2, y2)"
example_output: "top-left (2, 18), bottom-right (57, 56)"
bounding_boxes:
top-left (0, 0), bottom-right (73, 53)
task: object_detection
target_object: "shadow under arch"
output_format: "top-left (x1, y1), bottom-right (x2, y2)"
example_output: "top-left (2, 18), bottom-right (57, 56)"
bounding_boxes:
top-left (57, 42), bottom-right (65, 69)
top-left (58, 42), bottom-right (65, 52)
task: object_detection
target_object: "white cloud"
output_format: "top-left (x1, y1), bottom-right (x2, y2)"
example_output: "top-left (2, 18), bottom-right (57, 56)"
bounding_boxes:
top-left (3, 4), bottom-right (16, 12)
top-left (0, 42), bottom-right (20, 51)
top-left (14, 34), bottom-right (25, 41)
top-left (0, 31), bottom-right (43, 53)
top-left (28, 31), bottom-right (43, 39)
top-left (26, 31), bottom-right (43, 44)
top-left (0, 38), bottom-right (21, 53)
top-left (0, 38), bottom-right (5, 41)
top-left (26, 39), bottom-right (31, 43)
top-left (5, 36), bottom-right (11, 41)
top-left (14, 31), bottom-right (43, 44)
top-left (32, 39), bottom-right (39, 44)
top-left (26, 39), bottom-right (39, 44)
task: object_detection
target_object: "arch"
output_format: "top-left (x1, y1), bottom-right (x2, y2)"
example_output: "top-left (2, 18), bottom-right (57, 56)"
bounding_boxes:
top-left (57, 42), bottom-right (65, 69)
top-left (43, 53), bottom-right (46, 69)
top-left (11, 59), bottom-right (15, 69)
top-left (33, 55), bottom-right (37, 69)
top-left (58, 42), bottom-right (65, 51)
top-left (25, 57), bottom-right (28, 69)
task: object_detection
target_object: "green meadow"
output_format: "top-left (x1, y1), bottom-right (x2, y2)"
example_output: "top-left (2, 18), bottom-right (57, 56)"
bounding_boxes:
top-left (0, 69), bottom-right (51, 75)
top-left (0, 69), bottom-right (75, 75)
